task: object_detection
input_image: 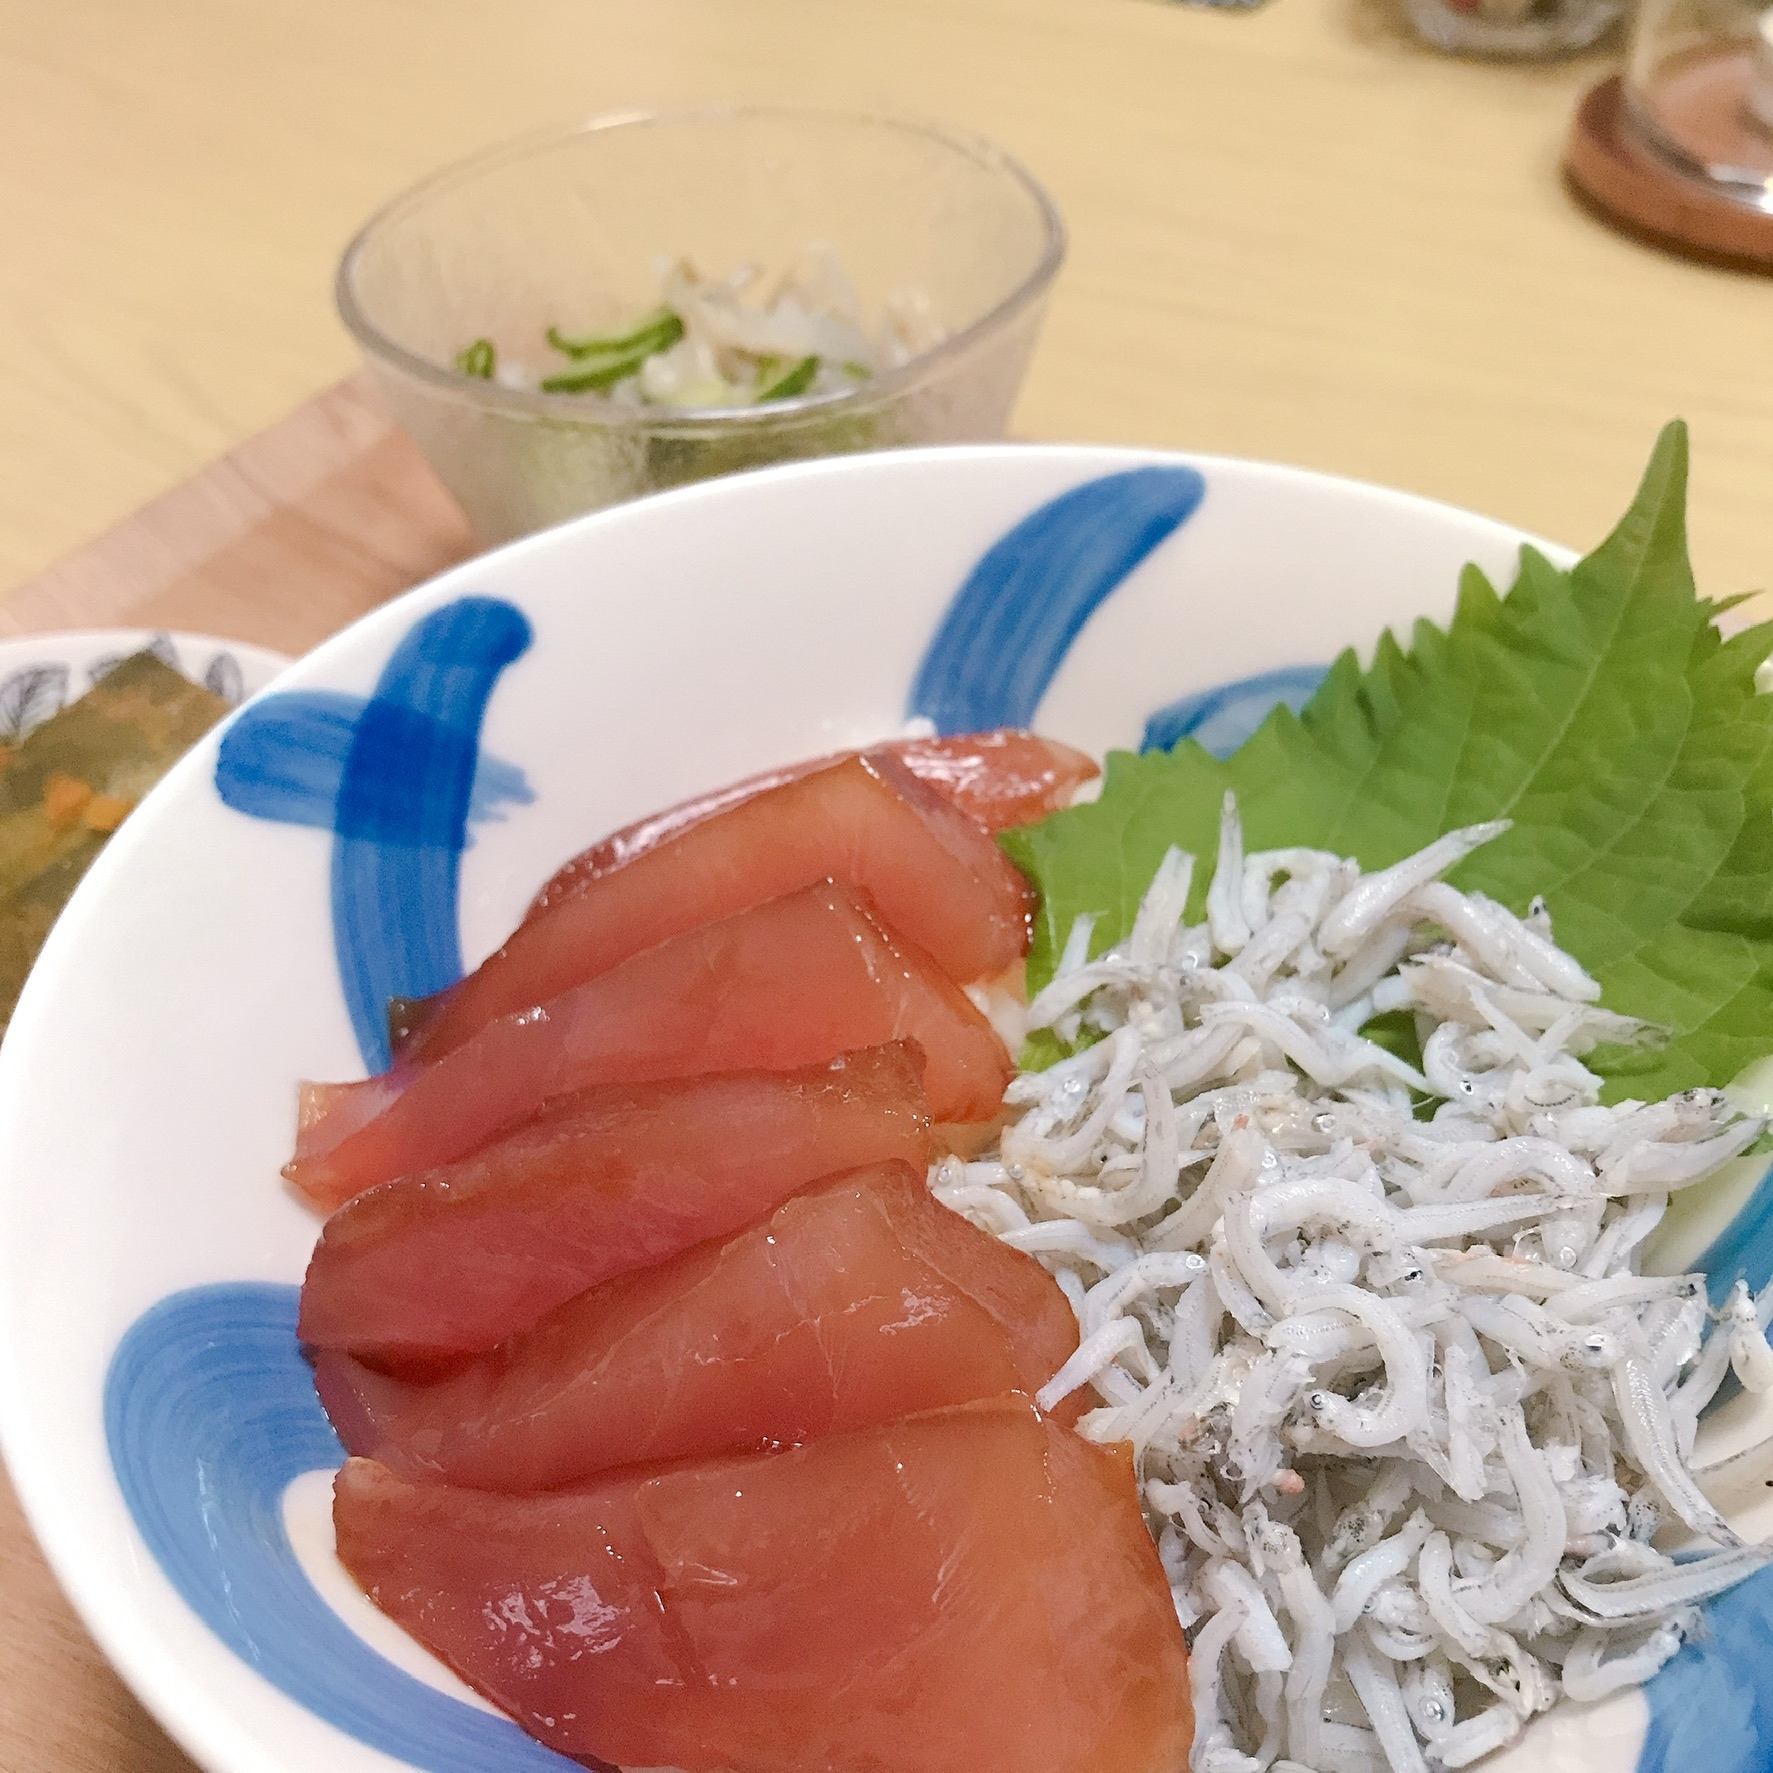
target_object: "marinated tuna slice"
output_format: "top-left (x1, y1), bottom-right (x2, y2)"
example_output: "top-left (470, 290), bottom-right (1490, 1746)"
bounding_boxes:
top-left (891, 729), bottom-right (1101, 833)
top-left (287, 882), bottom-right (1010, 1209)
top-left (333, 1397), bottom-right (1192, 1773)
top-left (298, 1046), bottom-right (933, 1364)
top-left (398, 750), bottom-right (1032, 1063)
top-left (523, 729), bottom-right (1098, 920)
top-left (313, 1160), bottom-right (1083, 1485)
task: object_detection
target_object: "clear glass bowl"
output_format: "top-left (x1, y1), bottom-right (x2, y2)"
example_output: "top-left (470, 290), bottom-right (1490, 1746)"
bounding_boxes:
top-left (1624, 0), bottom-right (1773, 203)
top-left (336, 106), bottom-right (1066, 544)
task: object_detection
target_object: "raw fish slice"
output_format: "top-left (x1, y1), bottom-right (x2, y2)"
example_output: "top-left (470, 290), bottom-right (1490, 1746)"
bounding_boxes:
top-left (288, 882), bottom-right (1009, 1209)
top-left (524, 729), bottom-right (1099, 920)
top-left (298, 1046), bottom-right (932, 1364)
top-left (334, 1397), bottom-right (1192, 1773)
top-left (398, 751), bottom-right (1031, 1063)
top-left (890, 729), bottom-right (1101, 834)
top-left (314, 1159), bottom-right (1083, 1486)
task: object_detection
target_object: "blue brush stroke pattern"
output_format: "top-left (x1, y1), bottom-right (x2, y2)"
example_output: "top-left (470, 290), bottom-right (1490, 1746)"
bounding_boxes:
top-left (1141, 664), bottom-right (1330, 758)
top-left (105, 1283), bottom-right (576, 1771)
top-left (215, 598), bottom-right (533, 1072)
top-left (1693, 1158), bottom-right (1773, 1309)
top-left (468, 756), bottom-right (533, 829)
top-left (1640, 1563), bottom-right (1773, 1773)
top-left (215, 691), bottom-right (367, 829)
top-left (215, 690), bottom-right (533, 836)
top-left (908, 465), bottom-right (1207, 734)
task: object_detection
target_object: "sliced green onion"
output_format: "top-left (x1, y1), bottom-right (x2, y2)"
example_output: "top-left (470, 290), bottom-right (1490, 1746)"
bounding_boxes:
top-left (454, 338), bottom-right (497, 379)
top-left (547, 307), bottom-right (685, 362)
top-left (540, 348), bottom-right (654, 394)
top-left (841, 359), bottom-right (870, 379)
top-left (757, 355), bottom-right (820, 401)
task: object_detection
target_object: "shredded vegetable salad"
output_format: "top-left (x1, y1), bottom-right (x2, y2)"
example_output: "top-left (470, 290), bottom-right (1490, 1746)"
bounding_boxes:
top-left (943, 797), bottom-right (1773, 1773)
top-left (454, 245), bottom-right (944, 408)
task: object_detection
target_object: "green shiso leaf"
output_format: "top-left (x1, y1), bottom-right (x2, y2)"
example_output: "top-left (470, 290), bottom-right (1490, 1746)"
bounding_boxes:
top-left (1001, 422), bottom-right (1773, 1102)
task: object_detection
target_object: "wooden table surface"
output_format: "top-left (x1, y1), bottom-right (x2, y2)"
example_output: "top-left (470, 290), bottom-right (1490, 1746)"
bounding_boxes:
top-left (0, 2), bottom-right (1769, 1769)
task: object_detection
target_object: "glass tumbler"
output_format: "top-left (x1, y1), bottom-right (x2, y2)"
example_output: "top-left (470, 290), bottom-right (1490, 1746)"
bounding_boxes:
top-left (1624, 0), bottom-right (1773, 204)
top-left (1404, 0), bottom-right (1625, 58)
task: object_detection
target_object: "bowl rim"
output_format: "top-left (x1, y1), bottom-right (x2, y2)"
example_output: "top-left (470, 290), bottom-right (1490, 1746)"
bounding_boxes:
top-left (334, 102), bottom-right (1068, 430)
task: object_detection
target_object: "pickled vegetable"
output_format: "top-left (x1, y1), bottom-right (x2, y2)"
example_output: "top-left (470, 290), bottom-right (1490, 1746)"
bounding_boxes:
top-left (0, 652), bottom-right (228, 1029)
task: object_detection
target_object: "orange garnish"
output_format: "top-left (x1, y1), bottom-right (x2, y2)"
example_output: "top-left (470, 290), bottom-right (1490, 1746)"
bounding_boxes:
top-left (82, 793), bottom-right (133, 833)
top-left (42, 774), bottom-right (93, 829)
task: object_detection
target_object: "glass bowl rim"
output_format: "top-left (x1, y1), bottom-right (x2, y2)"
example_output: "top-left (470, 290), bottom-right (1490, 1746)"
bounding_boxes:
top-left (334, 102), bottom-right (1068, 430)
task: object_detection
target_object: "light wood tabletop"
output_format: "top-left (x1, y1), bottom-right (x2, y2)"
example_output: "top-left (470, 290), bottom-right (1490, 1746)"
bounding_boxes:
top-left (3, 0), bottom-right (1771, 609)
top-left (0, 1), bottom-right (1768, 1770)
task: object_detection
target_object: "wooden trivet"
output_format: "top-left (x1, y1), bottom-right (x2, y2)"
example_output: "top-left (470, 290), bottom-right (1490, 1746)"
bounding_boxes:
top-left (1565, 74), bottom-right (1773, 271)
top-left (0, 372), bottom-right (477, 656)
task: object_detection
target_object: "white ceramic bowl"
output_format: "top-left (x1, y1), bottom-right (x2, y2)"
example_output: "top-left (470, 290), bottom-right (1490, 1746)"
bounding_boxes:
top-left (0, 448), bottom-right (1757, 1773)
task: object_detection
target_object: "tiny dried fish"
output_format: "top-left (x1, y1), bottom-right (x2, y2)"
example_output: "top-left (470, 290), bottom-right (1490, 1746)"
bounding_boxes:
top-left (935, 801), bottom-right (1773, 1773)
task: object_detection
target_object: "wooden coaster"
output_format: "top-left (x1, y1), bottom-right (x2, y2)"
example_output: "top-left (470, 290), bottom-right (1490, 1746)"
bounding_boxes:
top-left (1564, 74), bottom-right (1773, 271)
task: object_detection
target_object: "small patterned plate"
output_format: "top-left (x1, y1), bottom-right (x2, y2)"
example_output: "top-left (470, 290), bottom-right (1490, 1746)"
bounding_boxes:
top-left (0, 629), bottom-right (290, 743)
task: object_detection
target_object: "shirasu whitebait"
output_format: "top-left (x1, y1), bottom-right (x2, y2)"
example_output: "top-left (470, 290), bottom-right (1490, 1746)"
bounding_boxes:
top-left (932, 800), bottom-right (1773, 1773)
